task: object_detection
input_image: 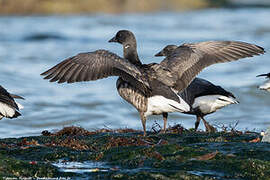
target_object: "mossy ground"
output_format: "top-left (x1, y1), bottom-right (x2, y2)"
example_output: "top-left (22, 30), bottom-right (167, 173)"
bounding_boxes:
top-left (0, 126), bottom-right (269, 179)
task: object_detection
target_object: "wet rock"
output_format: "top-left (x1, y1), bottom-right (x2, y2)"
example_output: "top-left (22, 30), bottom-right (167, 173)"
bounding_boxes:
top-left (0, 126), bottom-right (269, 179)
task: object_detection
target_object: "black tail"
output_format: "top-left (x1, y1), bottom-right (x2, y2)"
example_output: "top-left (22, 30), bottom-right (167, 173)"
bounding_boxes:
top-left (11, 111), bottom-right (21, 118)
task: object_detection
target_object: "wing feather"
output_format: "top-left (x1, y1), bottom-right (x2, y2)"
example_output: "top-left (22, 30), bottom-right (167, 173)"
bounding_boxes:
top-left (41, 49), bottom-right (149, 89)
top-left (160, 41), bottom-right (264, 91)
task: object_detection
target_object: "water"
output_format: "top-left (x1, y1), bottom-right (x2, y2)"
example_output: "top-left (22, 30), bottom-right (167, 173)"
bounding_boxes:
top-left (0, 8), bottom-right (270, 138)
top-left (52, 161), bottom-right (113, 173)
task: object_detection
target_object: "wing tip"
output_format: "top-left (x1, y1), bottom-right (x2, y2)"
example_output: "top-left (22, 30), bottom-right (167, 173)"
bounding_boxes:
top-left (43, 75), bottom-right (52, 80)
top-left (255, 44), bottom-right (265, 54)
top-left (40, 71), bottom-right (49, 76)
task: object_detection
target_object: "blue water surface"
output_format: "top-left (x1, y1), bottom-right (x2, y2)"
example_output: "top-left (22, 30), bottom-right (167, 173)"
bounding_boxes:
top-left (0, 8), bottom-right (269, 137)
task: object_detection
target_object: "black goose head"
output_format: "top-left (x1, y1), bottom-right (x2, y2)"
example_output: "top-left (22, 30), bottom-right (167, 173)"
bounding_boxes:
top-left (109, 30), bottom-right (137, 50)
top-left (155, 45), bottom-right (178, 57)
top-left (109, 30), bottom-right (142, 66)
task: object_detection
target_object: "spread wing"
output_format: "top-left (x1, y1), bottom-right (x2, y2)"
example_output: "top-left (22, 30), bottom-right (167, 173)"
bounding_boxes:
top-left (41, 49), bottom-right (150, 92)
top-left (160, 41), bottom-right (265, 91)
top-left (0, 86), bottom-right (20, 110)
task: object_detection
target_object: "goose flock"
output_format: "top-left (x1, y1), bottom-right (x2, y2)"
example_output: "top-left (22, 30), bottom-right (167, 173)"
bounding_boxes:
top-left (1, 30), bottom-right (268, 136)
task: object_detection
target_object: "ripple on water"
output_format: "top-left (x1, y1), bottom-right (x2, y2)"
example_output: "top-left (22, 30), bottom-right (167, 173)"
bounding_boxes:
top-left (52, 160), bottom-right (114, 173)
top-left (0, 8), bottom-right (269, 138)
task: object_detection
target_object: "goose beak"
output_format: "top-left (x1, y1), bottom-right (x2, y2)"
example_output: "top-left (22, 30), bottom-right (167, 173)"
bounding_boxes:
top-left (155, 51), bottom-right (164, 57)
top-left (256, 74), bottom-right (266, 77)
top-left (108, 36), bottom-right (117, 43)
top-left (256, 73), bottom-right (270, 78)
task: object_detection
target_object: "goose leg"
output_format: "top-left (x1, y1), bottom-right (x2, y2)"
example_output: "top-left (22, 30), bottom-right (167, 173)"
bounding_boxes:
top-left (201, 117), bottom-right (216, 133)
top-left (195, 115), bottom-right (201, 131)
top-left (161, 112), bottom-right (168, 133)
top-left (140, 112), bottom-right (147, 136)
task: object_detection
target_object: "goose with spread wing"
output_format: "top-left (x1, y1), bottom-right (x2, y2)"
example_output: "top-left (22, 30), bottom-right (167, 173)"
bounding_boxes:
top-left (155, 45), bottom-right (239, 132)
top-left (257, 73), bottom-right (270, 92)
top-left (0, 85), bottom-right (24, 120)
top-left (41, 30), bottom-right (264, 136)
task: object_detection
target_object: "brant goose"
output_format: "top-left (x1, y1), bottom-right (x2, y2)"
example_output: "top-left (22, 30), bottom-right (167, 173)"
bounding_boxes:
top-left (155, 45), bottom-right (239, 132)
top-left (257, 73), bottom-right (270, 92)
top-left (0, 85), bottom-right (24, 120)
top-left (41, 30), bottom-right (264, 136)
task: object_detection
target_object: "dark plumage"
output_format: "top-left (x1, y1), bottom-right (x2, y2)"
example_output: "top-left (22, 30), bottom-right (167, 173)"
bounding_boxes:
top-left (155, 45), bottom-right (240, 132)
top-left (41, 30), bottom-right (264, 136)
top-left (159, 41), bottom-right (265, 92)
top-left (0, 85), bottom-right (24, 120)
top-left (257, 72), bottom-right (270, 92)
top-left (180, 78), bottom-right (238, 132)
top-left (41, 50), bottom-right (150, 94)
top-left (257, 73), bottom-right (270, 78)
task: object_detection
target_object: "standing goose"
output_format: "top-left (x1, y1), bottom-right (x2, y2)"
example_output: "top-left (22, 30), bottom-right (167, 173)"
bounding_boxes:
top-left (0, 85), bottom-right (24, 120)
top-left (41, 30), bottom-right (264, 136)
top-left (155, 45), bottom-right (239, 132)
top-left (257, 73), bottom-right (270, 92)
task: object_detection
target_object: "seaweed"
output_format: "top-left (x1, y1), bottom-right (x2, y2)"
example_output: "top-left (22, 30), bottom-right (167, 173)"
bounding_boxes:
top-left (0, 126), bottom-right (269, 179)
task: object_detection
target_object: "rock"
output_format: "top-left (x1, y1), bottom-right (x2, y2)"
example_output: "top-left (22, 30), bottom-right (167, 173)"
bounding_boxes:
top-left (0, 126), bottom-right (270, 179)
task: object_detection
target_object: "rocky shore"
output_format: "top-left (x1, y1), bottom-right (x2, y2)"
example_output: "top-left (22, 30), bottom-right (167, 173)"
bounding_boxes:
top-left (0, 126), bottom-right (269, 179)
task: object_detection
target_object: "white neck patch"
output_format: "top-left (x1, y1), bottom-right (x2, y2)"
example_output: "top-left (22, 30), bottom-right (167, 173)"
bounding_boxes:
top-left (124, 44), bottom-right (130, 49)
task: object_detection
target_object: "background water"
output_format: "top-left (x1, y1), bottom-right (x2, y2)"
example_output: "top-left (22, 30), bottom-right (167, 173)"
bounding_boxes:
top-left (0, 8), bottom-right (269, 138)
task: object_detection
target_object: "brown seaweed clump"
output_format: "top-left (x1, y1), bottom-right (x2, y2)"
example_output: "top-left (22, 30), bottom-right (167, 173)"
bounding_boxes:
top-left (42, 126), bottom-right (141, 137)
top-left (42, 126), bottom-right (95, 136)
top-left (0, 125), bottom-right (268, 179)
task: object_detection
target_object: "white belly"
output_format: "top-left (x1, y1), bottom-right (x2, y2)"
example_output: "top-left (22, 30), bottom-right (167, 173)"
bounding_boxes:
top-left (0, 102), bottom-right (16, 118)
top-left (145, 95), bottom-right (190, 116)
top-left (192, 95), bottom-right (238, 115)
top-left (259, 80), bottom-right (270, 92)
